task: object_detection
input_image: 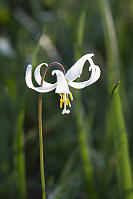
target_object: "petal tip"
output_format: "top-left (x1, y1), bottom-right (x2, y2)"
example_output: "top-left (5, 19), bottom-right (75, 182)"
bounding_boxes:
top-left (27, 64), bottom-right (32, 69)
top-left (52, 70), bottom-right (56, 76)
top-left (86, 53), bottom-right (94, 57)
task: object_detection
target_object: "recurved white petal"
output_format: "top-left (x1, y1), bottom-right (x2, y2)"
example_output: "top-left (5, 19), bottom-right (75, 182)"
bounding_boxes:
top-left (65, 53), bottom-right (94, 81)
top-left (34, 63), bottom-right (57, 88)
top-left (25, 64), bottom-right (56, 93)
top-left (67, 64), bottom-right (100, 89)
top-left (52, 70), bottom-right (70, 94)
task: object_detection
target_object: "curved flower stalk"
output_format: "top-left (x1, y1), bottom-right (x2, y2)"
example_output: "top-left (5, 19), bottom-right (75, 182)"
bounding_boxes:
top-left (25, 53), bottom-right (101, 114)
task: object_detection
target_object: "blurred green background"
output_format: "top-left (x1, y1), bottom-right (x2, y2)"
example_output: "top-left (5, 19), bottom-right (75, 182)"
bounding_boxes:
top-left (0, 0), bottom-right (133, 198)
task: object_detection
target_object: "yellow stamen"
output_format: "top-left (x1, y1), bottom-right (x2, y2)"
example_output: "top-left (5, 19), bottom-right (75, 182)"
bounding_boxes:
top-left (67, 99), bottom-right (71, 107)
top-left (59, 92), bottom-right (73, 111)
top-left (66, 96), bottom-right (68, 105)
top-left (60, 99), bottom-right (63, 108)
top-left (69, 92), bottom-right (73, 101)
top-left (62, 94), bottom-right (65, 102)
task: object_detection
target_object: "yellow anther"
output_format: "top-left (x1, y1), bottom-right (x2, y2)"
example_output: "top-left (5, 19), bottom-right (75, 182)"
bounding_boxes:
top-left (60, 99), bottom-right (63, 108)
top-left (66, 97), bottom-right (68, 105)
top-left (67, 99), bottom-right (71, 107)
top-left (69, 92), bottom-right (73, 101)
top-left (59, 93), bottom-right (72, 110)
top-left (62, 94), bottom-right (65, 102)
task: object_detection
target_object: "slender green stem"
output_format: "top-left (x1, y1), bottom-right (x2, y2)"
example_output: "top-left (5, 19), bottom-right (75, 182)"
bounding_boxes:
top-left (37, 62), bottom-right (65, 199)
top-left (38, 93), bottom-right (46, 199)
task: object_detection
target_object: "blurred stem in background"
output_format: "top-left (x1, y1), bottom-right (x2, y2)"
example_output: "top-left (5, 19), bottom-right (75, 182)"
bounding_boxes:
top-left (13, 109), bottom-right (27, 199)
top-left (99, 0), bottom-right (120, 93)
top-left (0, 94), bottom-right (10, 197)
top-left (74, 2), bottom-right (97, 198)
top-left (75, 92), bottom-right (96, 198)
top-left (98, 0), bottom-right (120, 185)
top-left (32, 43), bottom-right (40, 69)
top-left (99, 0), bottom-right (133, 198)
top-left (110, 83), bottom-right (133, 199)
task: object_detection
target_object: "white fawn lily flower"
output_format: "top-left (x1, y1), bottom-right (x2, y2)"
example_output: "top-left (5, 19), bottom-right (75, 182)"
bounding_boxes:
top-left (25, 53), bottom-right (101, 114)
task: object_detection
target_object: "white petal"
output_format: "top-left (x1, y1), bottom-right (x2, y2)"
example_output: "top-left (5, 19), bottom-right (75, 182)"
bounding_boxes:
top-left (68, 64), bottom-right (101, 89)
top-left (25, 64), bottom-right (56, 93)
top-left (65, 53), bottom-right (94, 81)
top-left (34, 62), bottom-right (57, 89)
top-left (52, 70), bottom-right (70, 94)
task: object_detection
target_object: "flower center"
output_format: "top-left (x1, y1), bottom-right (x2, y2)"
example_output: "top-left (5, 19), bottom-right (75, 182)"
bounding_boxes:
top-left (59, 92), bottom-right (73, 114)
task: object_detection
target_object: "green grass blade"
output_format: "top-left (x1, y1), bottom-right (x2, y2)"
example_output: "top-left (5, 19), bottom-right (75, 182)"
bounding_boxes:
top-left (98, 0), bottom-right (121, 188)
top-left (48, 172), bottom-right (81, 199)
top-left (75, 93), bottom-right (96, 198)
top-left (48, 150), bottom-right (80, 199)
top-left (74, 3), bottom-right (97, 198)
top-left (110, 83), bottom-right (133, 199)
top-left (0, 95), bottom-right (9, 196)
top-left (13, 109), bottom-right (27, 199)
top-left (98, 0), bottom-right (120, 92)
top-left (76, 7), bottom-right (86, 55)
top-left (58, 149), bottom-right (78, 184)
